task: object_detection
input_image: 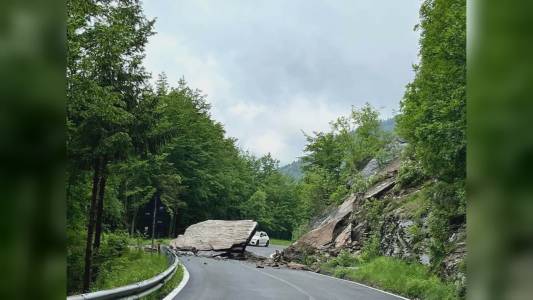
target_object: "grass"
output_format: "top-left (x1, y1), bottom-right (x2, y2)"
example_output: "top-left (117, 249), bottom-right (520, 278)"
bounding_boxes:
top-left (93, 249), bottom-right (169, 291)
top-left (270, 238), bottom-right (292, 246)
top-left (322, 255), bottom-right (456, 300)
top-left (144, 264), bottom-right (184, 299)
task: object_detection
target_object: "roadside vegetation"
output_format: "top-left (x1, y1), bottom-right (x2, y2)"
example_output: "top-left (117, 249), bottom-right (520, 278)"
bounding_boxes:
top-left (90, 233), bottom-right (168, 291)
top-left (89, 231), bottom-right (184, 298)
top-left (144, 265), bottom-right (184, 300)
top-left (321, 253), bottom-right (455, 300)
top-left (94, 250), bottom-right (167, 291)
top-left (269, 238), bottom-right (292, 246)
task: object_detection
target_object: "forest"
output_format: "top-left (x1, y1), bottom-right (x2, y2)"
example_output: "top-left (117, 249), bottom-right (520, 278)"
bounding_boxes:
top-left (67, 0), bottom-right (464, 296)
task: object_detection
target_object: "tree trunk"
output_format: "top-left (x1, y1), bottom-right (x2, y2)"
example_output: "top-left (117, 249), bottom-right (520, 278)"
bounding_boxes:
top-left (93, 160), bottom-right (108, 251)
top-left (130, 207), bottom-right (137, 236)
top-left (151, 191), bottom-right (159, 249)
top-left (91, 159), bottom-right (108, 282)
top-left (82, 158), bottom-right (102, 292)
top-left (168, 212), bottom-right (174, 237)
top-left (174, 209), bottom-right (180, 237)
top-left (122, 181), bottom-right (128, 230)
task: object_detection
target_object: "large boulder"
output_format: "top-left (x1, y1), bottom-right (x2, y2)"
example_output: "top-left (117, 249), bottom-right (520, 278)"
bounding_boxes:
top-left (170, 220), bottom-right (257, 256)
top-left (294, 195), bottom-right (356, 249)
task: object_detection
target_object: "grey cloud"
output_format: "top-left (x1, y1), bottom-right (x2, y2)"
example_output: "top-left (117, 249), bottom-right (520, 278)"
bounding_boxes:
top-left (143, 0), bottom-right (420, 164)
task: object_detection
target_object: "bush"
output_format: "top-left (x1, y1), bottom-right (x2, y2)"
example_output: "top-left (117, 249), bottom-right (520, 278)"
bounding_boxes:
top-left (333, 267), bottom-right (350, 279)
top-left (102, 231), bottom-right (130, 257)
top-left (336, 250), bottom-right (359, 267)
top-left (359, 234), bottom-right (381, 262)
top-left (397, 158), bottom-right (426, 188)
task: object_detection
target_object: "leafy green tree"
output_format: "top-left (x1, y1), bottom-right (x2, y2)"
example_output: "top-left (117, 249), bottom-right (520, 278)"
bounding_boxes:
top-left (67, 0), bottom-right (155, 291)
top-left (242, 190), bottom-right (271, 227)
top-left (395, 0), bottom-right (466, 278)
top-left (396, 0), bottom-right (466, 183)
top-left (334, 103), bottom-right (391, 176)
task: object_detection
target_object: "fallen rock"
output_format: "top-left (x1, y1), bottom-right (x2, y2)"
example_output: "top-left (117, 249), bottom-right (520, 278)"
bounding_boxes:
top-left (294, 195), bottom-right (356, 249)
top-left (171, 220), bottom-right (258, 257)
top-left (334, 224), bottom-right (352, 248)
top-left (287, 262), bottom-right (310, 271)
top-left (364, 177), bottom-right (396, 199)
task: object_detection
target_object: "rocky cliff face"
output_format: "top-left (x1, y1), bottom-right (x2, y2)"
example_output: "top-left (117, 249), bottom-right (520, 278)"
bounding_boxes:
top-left (282, 158), bottom-right (466, 289)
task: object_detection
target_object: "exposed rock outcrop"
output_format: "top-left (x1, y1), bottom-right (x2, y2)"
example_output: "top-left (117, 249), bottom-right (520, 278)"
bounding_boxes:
top-left (293, 194), bottom-right (356, 250)
top-left (170, 220), bottom-right (257, 257)
top-left (282, 156), bottom-right (466, 289)
top-left (360, 158), bottom-right (379, 178)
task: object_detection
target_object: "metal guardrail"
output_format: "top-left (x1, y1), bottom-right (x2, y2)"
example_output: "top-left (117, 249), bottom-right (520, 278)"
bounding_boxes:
top-left (68, 246), bottom-right (179, 300)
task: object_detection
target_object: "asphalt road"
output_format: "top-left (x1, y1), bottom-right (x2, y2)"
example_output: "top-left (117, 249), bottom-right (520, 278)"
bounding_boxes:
top-left (174, 255), bottom-right (406, 300)
top-left (246, 244), bottom-right (287, 257)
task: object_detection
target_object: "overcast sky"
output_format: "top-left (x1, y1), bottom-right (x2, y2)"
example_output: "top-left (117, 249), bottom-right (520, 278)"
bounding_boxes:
top-left (142, 0), bottom-right (421, 165)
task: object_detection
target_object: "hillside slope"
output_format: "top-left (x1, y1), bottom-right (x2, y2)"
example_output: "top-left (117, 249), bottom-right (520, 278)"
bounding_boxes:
top-left (279, 159), bottom-right (304, 181)
top-left (280, 157), bottom-right (466, 298)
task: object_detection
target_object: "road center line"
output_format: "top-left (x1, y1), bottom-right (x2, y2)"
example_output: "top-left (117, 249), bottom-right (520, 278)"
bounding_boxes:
top-left (242, 264), bottom-right (315, 300)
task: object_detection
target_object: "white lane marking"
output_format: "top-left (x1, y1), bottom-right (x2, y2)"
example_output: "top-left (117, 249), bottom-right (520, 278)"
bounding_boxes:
top-left (308, 271), bottom-right (410, 300)
top-left (242, 264), bottom-right (315, 300)
top-left (163, 259), bottom-right (190, 300)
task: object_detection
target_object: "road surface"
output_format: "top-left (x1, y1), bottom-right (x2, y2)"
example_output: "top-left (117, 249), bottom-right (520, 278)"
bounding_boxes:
top-left (174, 255), bottom-right (406, 300)
top-left (246, 244), bottom-right (287, 257)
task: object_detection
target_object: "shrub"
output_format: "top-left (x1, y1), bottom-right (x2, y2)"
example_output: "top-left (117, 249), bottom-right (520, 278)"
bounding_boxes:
top-left (336, 250), bottom-right (358, 267)
top-left (359, 234), bottom-right (381, 262)
top-left (334, 267), bottom-right (350, 279)
top-left (397, 158), bottom-right (426, 188)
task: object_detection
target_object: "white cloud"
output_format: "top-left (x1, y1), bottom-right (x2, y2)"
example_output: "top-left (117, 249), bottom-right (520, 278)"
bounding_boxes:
top-left (244, 130), bottom-right (288, 160)
top-left (228, 102), bottom-right (266, 121)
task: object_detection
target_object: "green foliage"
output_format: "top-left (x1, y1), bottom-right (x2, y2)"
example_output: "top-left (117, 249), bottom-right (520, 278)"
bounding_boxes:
top-left (291, 223), bottom-right (310, 242)
top-left (333, 103), bottom-right (392, 176)
top-left (333, 268), bottom-right (350, 279)
top-left (242, 190), bottom-right (270, 226)
top-left (359, 234), bottom-right (381, 262)
top-left (67, 0), bottom-right (303, 287)
top-left (396, 146), bottom-right (427, 189)
top-left (333, 256), bottom-right (456, 300)
top-left (145, 265), bottom-right (184, 300)
top-left (278, 159), bottom-right (304, 181)
top-left (294, 104), bottom-right (391, 236)
top-left (396, 0), bottom-right (466, 183)
top-left (269, 239), bottom-right (292, 246)
top-left (98, 231), bottom-right (130, 259)
top-left (93, 249), bottom-right (167, 291)
top-left (336, 250), bottom-right (359, 267)
top-left (393, 0), bottom-right (466, 282)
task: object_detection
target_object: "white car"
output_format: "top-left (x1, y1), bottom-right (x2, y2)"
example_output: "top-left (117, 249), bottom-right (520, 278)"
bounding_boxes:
top-left (249, 231), bottom-right (269, 247)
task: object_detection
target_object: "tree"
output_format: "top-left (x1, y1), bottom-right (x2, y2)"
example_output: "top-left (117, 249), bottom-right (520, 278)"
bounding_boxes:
top-left (67, 0), bottom-right (155, 291)
top-left (396, 0), bottom-right (466, 183)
